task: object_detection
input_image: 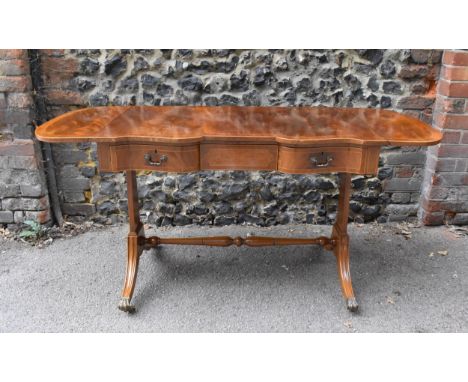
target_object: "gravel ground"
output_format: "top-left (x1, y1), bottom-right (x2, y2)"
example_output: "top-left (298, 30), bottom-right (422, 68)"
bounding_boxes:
top-left (0, 223), bottom-right (467, 332)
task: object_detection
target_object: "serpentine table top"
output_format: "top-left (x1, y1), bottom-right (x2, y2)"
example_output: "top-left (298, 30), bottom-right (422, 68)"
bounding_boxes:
top-left (36, 105), bottom-right (441, 146)
top-left (35, 106), bottom-right (442, 313)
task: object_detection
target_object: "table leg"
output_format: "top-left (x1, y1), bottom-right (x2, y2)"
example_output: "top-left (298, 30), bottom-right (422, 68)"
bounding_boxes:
top-left (118, 170), bottom-right (145, 313)
top-left (332, 173), bottom-right (358, 312)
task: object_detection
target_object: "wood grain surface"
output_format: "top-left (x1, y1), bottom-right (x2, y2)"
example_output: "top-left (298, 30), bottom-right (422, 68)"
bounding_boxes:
top-left (35, 105), bottom-right (442, 146)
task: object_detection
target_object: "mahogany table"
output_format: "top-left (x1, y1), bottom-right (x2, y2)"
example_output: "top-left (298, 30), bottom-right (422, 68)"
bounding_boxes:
top-left (36, 106), bottom-right (442, 313)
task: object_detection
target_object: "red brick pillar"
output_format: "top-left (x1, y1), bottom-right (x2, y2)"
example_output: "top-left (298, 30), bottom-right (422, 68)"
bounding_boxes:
top-left (0, 49), bottom-right (51, 225)
top-left (419, 50), bottom-right (468, 225)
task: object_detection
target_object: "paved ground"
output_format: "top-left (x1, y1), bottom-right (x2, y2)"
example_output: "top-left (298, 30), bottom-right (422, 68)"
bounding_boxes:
top-left (0, 223), bottom-right (466, 332)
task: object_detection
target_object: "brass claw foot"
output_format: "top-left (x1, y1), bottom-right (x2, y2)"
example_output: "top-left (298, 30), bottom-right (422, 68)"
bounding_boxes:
top-left (346, 297), bottom-right (359, 312)
top-left (118, 297), bottom-right (136, 314)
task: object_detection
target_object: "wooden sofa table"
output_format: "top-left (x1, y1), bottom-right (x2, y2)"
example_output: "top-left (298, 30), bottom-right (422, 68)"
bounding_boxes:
top-left (35, 106), bottom-right (441, 313)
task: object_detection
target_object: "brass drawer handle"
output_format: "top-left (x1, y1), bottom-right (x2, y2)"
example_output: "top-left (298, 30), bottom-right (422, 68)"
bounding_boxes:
top-left (144, 150), bottom-right (168, 166)
top-left (310, 152), bottom-right (333, 167)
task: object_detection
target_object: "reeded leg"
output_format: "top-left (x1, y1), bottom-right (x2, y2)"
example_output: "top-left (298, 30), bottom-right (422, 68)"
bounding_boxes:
top-left (118, 170), bottom-right (144, 313)
top-left (332, 173), bottom-right (358, 312)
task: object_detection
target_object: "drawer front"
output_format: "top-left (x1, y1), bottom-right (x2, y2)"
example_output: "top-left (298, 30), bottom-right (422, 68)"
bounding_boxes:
top-left (200, 143), bottom-right (278, 170)
top-left (278, 146), bottom-right (379, 174)
top-left (98, 143), bottom-right (200, 172)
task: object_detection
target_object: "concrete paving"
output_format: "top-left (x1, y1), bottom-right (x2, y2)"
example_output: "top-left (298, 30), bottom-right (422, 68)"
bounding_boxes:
top-left (0, 223), bottom-right (466, 332)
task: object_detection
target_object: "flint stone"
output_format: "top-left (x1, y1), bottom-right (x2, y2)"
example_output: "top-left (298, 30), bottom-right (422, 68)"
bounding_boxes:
top-left (173, 215), bottom-right (192, 226)
top-left (178, 75), bottom-right (203, 92)
top-left (104, 55), bottom-right (127, 77)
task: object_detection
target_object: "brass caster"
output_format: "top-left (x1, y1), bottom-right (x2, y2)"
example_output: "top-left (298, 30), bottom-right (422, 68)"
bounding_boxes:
top-left (346, 297), bottom-right (359, 312)
top-left (118, 297), bottom-right (136, 314)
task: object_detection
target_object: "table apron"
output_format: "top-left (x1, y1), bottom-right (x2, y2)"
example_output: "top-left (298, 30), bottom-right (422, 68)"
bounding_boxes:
top-left (97, 142), bottom-right (381, 175)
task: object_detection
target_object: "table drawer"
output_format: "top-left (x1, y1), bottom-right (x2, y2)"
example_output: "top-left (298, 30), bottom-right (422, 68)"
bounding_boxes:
top-left (278, 145), bottom-right (379, 174)
top-left (98, 143), bottom-right (200, 172)
top-left (200, 143), bottom-right (278, 170)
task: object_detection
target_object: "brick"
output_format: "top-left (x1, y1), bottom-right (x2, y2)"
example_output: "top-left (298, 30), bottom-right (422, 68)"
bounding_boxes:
top-left (53, 149), bottom-right (87, 164)
top-left (5, 108), bottom-right (33, 126)
top-left (0, 76), bottom-right (31, 92)
top-left (0, 169), bottom-right (45, 188)
top-left (385, 151), bottom-right (426, 166)
top-left (432, 173), bottom-right (468, 186)
top-left (435, 158), bottom-right (457, 172)
top-left (0, 93), bottom-right (6, 108)
top-left (57, 177), bottom-right (90, 191)
top-left (397, 96), bottom-right (434, 110)
top-left (443, 50), bottom-right (468, 66)
top-left (41, 56), bottom-right (79, 87)
top-left (394, 166), bottom-right (414, 178)
top-left (41, 50), bottom-right (65, 57)
top-left (8, 123), bottom-right (34, 140)
top-left (455, 159), bottom-right (468, 172)
top-left (2, 196), bottom-right (49, 211)
top-left (419, 210), bottom-right (444, 226)
top-left (7, 93), bottom-right (33, 109)
top-left (384, 178), bottom-right (422, 192)
top-left (0, 50), bottom-right (26, 60)
top-left (424, 186), bottom-right (450, 200)
top-left (438, 145), bottom-right (468, 158)
top-left (441, 65), bottom-right (468, 81)
top-left (58, 164), bottom-right (82, 178)
top-left (462, 132), bottom-right (468, 144)
top-left (0, 59), bottom-right (28, 76)
top-left (452, 213), bottom-right (468, 225)
top-left (434, 112), bottom-right (468, 130)
top-left (62, 203), bottom-right (95, 216)
top-left (0, 184), bottom-right (21, 197)
top-left (391, 192), bottom-right (411, 204)
top-left (24, 210), bottom-right (51, 224)
top-left (441, 130), bottom-right (461, 144)
top-left (7, 155), bottom-right (37, 169)
top-left (0, 139), bottom-right (35, 156)
top-left (13, 210), bottom-right (24, 223)
top-left (420, 199), bottom-right (467, 213)
top-left (20, 184), bottom-right (44, 197)
top-left (435, 97), bottom-right (465, 113)
top-left (0, 211), bottom-right (14, 224)
top-left (41, 55), bottom-right (78, 75)
top-left (386, 204), bottom-right (418, 221)
top-left (438, 79), bottom-right (468, 98)
top-left (45, 89), bottom-right (82, 106)
top-left (63, 191), bottom-right (86, 203)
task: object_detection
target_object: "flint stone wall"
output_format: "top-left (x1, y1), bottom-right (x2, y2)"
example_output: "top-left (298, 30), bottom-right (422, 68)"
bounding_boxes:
top-left (23, 50), bottom-right (446, 226)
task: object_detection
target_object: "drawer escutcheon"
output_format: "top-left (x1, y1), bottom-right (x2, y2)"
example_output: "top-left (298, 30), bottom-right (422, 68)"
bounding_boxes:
top-left (310, 152), bottom-right (333, 167)
top-left (144, 150), bottom-right (168, 166)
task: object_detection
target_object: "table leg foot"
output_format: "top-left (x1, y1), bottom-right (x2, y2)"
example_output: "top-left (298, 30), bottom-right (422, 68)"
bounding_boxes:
top-left (119, 232), bottom-right (142, 314)
top-left (118, 297), bottom-right (136, 314)
top-left (346, 297), bottom-right (359, 312)
top-left (334, 232), bottom-right (359, 313)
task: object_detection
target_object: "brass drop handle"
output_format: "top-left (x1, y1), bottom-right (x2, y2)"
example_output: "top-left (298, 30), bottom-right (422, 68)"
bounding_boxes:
top-left (144, 150), bottom-right (168, 166)
top-left (310, 152), bottom-right (333, 167)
